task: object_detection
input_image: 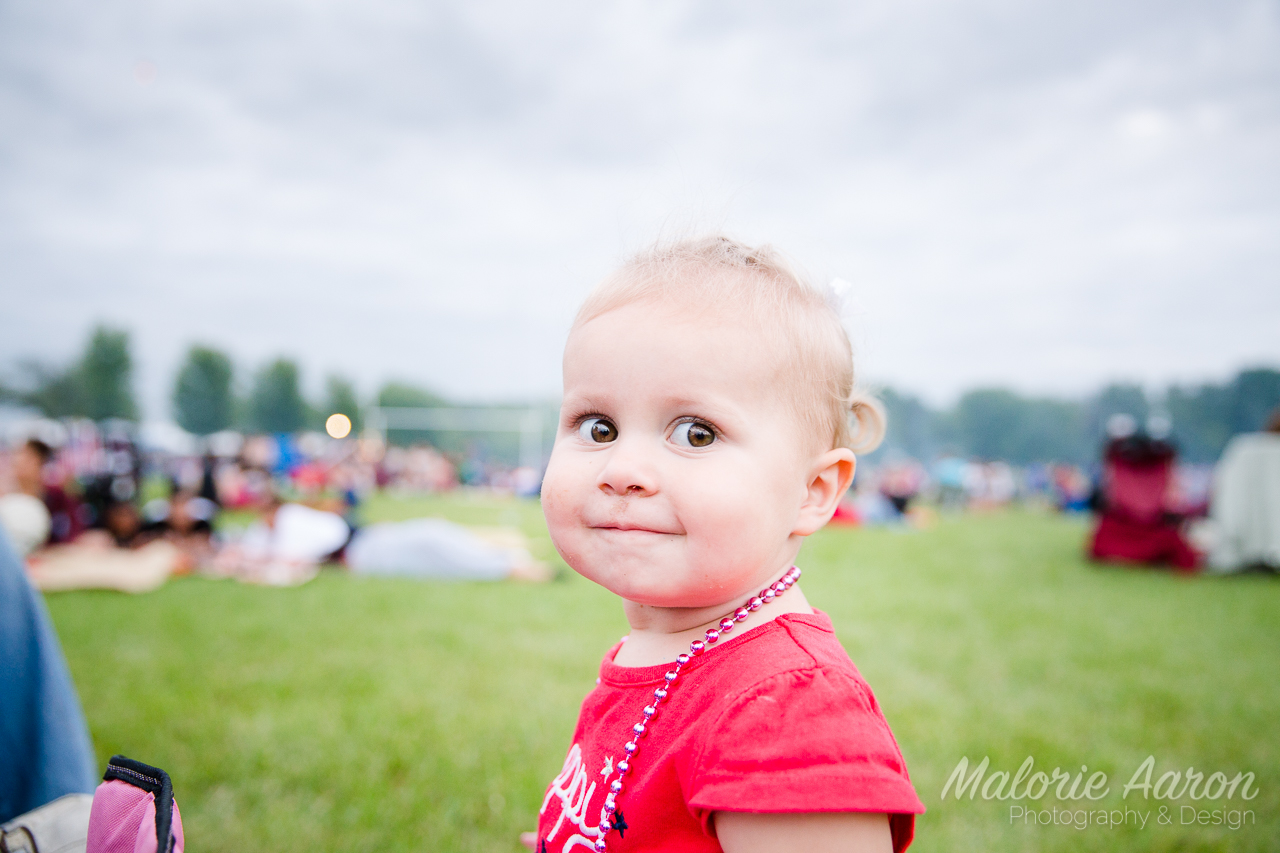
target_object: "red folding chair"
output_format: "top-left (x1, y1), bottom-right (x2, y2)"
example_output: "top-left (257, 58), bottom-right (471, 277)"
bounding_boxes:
top-left (1089, 436), bottom-right (1200, 571)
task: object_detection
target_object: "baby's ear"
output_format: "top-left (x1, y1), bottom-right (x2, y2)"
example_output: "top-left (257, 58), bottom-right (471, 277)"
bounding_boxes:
top-left (793, 449), bottom-right (856, 536)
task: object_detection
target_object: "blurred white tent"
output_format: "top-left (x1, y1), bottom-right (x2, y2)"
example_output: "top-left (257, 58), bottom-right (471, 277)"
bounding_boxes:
top-left (2, 416), bottom-right (68, 448)
top-left (206, 431), bottom-right (244, 458)
top-left (138, 421), bottom-right (198, 456)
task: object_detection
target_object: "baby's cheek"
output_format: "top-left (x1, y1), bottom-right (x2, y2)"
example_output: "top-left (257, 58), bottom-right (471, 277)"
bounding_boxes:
top-left (540, 485), bottom-right (572, 539)
top-left (539, 469), bottom-right (583, 554)
top-left (684, 498), bottom-right (761, 557)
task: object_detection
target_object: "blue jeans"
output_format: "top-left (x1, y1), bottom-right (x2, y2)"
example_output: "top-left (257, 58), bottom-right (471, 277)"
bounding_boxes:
top-left (0, 528), bottom-right (97, 823)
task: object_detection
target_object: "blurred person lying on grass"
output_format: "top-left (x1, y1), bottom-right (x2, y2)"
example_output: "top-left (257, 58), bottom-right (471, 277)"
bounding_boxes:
top-left (212, 493), bottom-right (552, 585)
top-left (526, 236), bottom-right (924, 853)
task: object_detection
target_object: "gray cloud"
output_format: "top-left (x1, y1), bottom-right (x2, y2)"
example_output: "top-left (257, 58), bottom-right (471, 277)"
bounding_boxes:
top-left (1, 0), bottom-right (1277, 416)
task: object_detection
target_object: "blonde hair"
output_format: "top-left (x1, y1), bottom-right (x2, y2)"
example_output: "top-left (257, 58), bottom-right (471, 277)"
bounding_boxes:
top-left (572, 235), bottom-right (886, 454)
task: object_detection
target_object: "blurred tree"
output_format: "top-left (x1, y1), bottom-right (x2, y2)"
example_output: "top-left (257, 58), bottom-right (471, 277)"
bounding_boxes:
top-left (248, 359), bottom-right (307, 434)
top-left (954, 389), bottom-right (1088, 464)
top-left (376, 382), bottom-right (447, 409)
top-left (14, 361), bottom-right (86, 418)
top-left (1165, 368), bottom-right (1280, 462)
top-left (955, 389), bottom-right (1025, 462)
top-left (927, 406), bottom-right (962, 455)
top-left (1017, 398), bottom-right (1089, 463)
top-left (323, 375), bottom-right (362, 432)
top-left (79, 326), bottom-right (138, 420)
top-left (943, 372), bottom-right (1279, 465)
top-left (871, 387), bottom-right (939, 460)
top-left (1166, 383), bottom-right (1233, 463)
top-left (745, 371), bottom-right (1276, 465)
top-left (10, 326), bottom-right (138, 420)
top-left (173, 346), bottom-right (235, 435)
top-left (1086, 384), bottom-right (1149, 445)
top-left (1229, 368), bottom-right (1280, 433)
top-left (375, 381), bottom-right (448, 447)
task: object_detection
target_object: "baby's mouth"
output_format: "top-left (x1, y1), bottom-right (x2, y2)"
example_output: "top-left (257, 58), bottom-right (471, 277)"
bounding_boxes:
top-left (591, 523), bottom-right (675, 536)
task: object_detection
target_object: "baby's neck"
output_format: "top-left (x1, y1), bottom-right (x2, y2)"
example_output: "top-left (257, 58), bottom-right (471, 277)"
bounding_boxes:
top-left (613, 580), bottom-right (814, 668)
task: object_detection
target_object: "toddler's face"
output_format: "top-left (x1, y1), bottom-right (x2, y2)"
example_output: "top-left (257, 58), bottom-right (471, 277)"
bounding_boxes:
top-left (542, 299), bottom-right (821, 610)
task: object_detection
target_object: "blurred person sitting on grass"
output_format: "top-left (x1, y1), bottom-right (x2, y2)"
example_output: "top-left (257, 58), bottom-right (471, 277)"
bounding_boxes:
top-left (528, 236), bottom-right (923, 853)
top-left (1209, 406), bottom-right (1280, 572)
top-left (8, 439), bottom-right (83, 545)
top-left (24, 478), bottom-right (186, 594)
top-left (139, 488), bottom-right (220, 570)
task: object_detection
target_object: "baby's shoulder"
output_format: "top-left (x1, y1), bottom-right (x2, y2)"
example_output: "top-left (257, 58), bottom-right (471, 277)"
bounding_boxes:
top-left (703, 611), bottom-right (875, 709)
top-left (675, 613), bottom-right (919, 817)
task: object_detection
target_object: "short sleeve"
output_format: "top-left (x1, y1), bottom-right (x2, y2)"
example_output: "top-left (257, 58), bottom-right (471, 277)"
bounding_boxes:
top-left (684, 667), bottom-right (924, 851)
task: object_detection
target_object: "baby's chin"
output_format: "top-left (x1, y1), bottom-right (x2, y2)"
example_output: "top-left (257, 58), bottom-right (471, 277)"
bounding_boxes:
top-left (558, 535), bottom-right (780, 605)
top-left (583, 569), bottom-right (761, 612)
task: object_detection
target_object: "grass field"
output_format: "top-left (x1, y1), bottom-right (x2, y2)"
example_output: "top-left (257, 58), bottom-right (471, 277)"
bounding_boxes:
top-left (45, 493), bottom-right (1279, 852)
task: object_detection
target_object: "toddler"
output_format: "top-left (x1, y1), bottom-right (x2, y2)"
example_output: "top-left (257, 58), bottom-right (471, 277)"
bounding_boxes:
top-left (533, 237), bottom-right (923, 852)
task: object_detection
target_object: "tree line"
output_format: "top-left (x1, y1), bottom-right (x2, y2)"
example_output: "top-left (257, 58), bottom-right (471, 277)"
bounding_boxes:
top-left (873, 370), bottom-right (1280, 465)
top-left (3, 324), bottom-right (1278, 465)
top-left (0, 324), bottom-right (445, 438)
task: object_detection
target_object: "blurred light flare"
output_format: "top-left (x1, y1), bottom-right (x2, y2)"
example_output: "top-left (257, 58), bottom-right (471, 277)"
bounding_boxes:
top-left (325, 413), bottom-right (352, 439)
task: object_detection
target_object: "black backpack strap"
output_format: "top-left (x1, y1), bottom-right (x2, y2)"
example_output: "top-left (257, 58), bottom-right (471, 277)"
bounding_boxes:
top-left (103, 756), bottom-right (176, 853)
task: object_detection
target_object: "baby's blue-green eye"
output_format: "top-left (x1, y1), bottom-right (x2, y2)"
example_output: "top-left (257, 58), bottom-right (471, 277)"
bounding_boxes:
top-left (672, 421), bottom-right (716, 448)
top-left (578, 417), bottom-right (618, 443)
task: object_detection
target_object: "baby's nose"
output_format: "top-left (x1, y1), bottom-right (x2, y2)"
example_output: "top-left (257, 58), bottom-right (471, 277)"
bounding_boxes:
top-left (595, 442), bottom-right (658, 497)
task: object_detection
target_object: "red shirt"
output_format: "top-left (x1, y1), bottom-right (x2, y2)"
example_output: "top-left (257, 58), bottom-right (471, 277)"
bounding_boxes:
top-left (537, 611), bottom-right (924, 852)
top-left (42, 484), bottom-right (84, 544)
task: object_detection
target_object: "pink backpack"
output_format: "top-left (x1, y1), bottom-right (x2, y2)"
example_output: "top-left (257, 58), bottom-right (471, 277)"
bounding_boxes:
top-left (86, 757), bottom-right (183, 853)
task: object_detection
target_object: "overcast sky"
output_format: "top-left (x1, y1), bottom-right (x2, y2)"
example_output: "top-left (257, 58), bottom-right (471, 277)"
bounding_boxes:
top-left (2, 0), bottom-right (1277, 418)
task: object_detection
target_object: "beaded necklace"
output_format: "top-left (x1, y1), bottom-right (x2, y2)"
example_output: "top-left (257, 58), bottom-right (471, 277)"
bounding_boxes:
top-left (592, 566), bottom-right (803, 851)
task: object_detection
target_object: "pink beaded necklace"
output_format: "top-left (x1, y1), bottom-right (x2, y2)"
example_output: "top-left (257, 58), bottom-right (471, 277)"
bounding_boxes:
top-left (592, 566), bottom-right (803, 851)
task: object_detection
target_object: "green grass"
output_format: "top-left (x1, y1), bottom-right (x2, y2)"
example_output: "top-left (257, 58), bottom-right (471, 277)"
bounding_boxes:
top-left (45, 495), bottom-right (1280, 852)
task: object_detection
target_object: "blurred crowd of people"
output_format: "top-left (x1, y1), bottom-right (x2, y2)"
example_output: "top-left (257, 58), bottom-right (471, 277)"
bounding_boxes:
top-left (839, 408), bottom-right (1280, 575)
top-left (0, 419), bottom-right (549, 590)
top-left (4, 407), bottom-right (1275, 581)
top-left (838, 453), bottom-right (1212, 528)
top-left (216, 431), bottom-right (540, 508)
